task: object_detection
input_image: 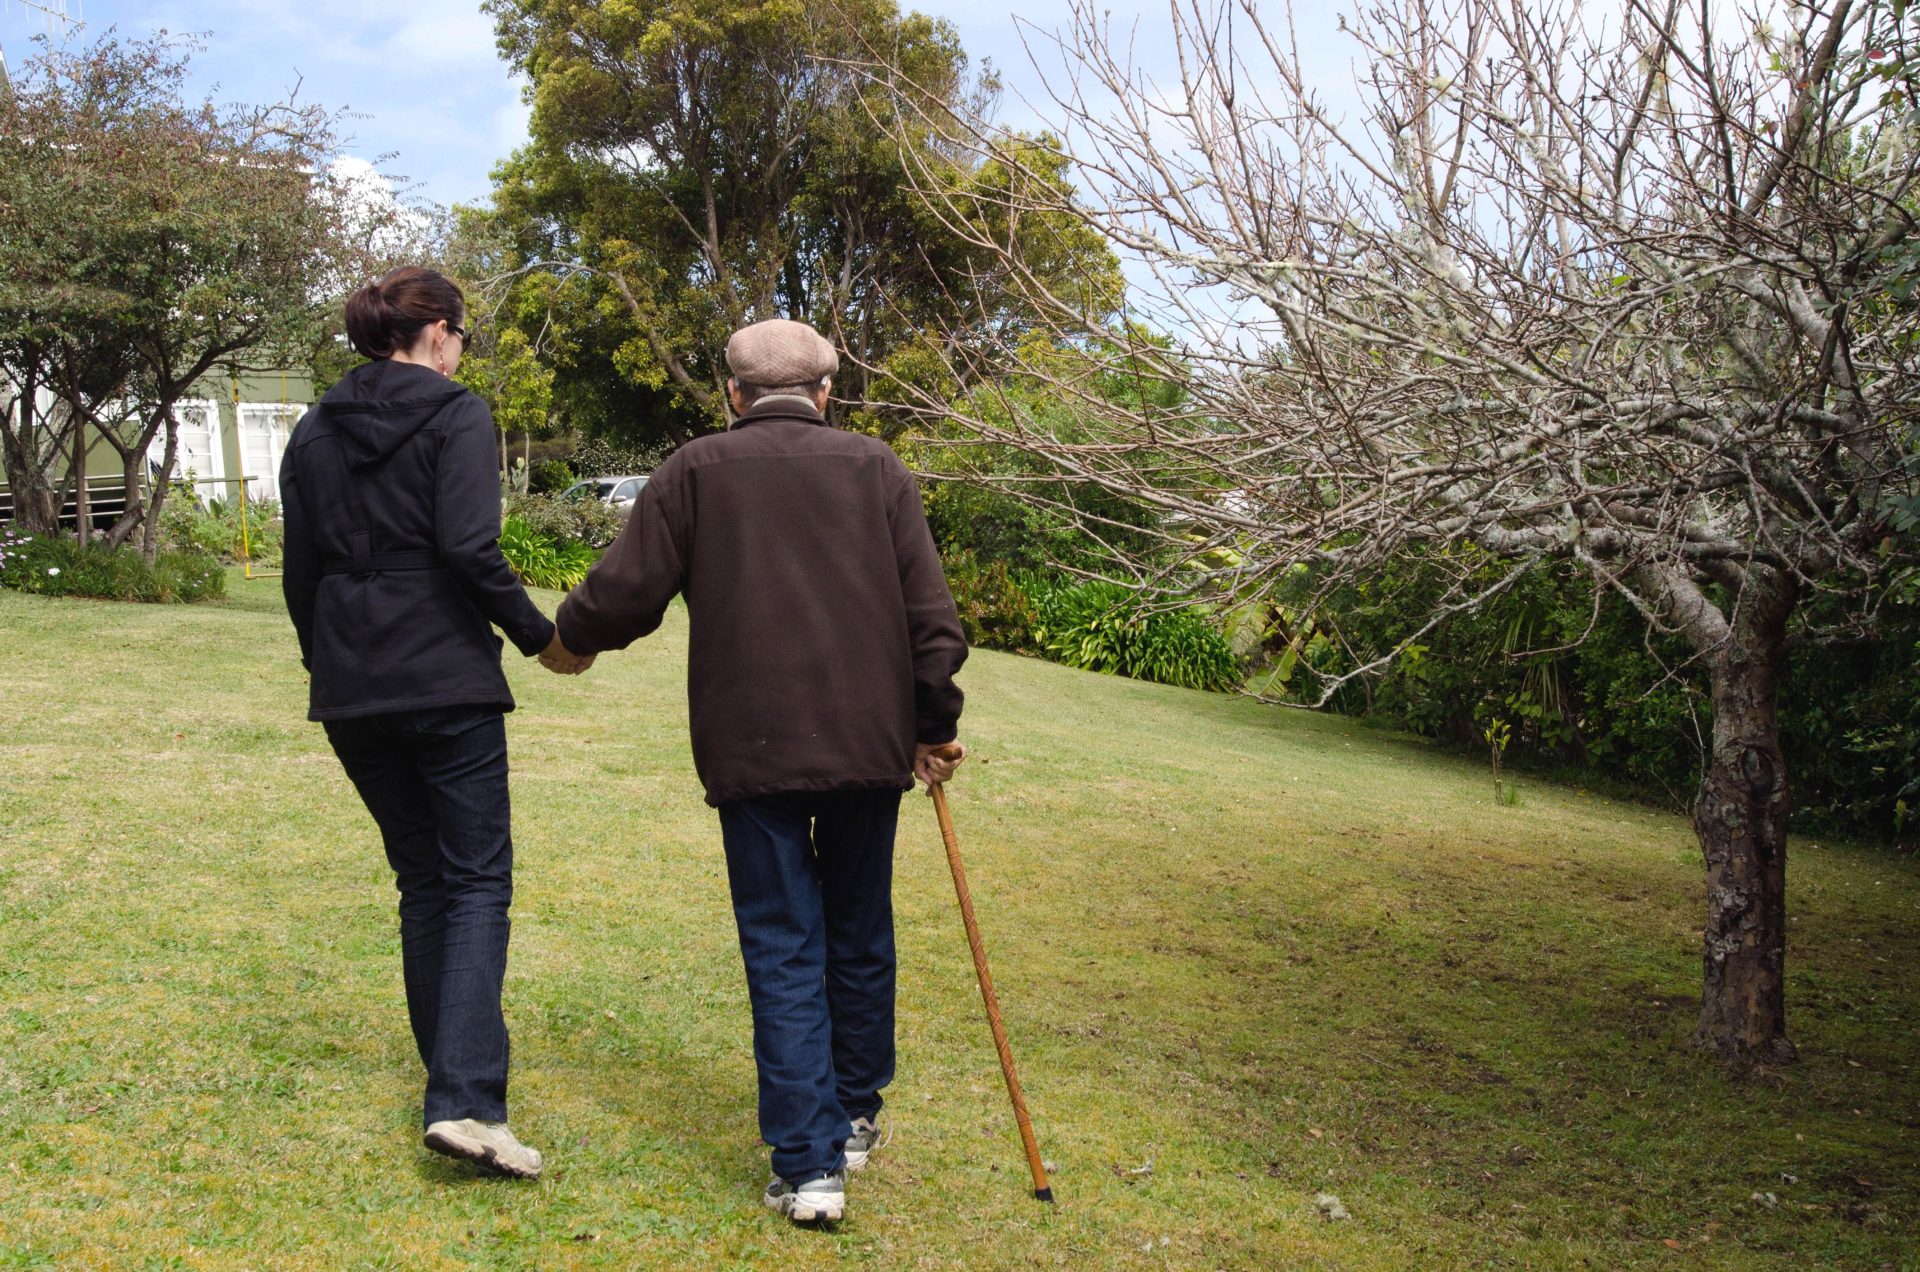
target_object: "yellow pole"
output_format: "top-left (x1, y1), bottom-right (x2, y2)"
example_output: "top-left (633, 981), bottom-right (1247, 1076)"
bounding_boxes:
top-left (239, 477), bottom-right (254, 578)
top-left (232, 372), bottom-right (255, 578)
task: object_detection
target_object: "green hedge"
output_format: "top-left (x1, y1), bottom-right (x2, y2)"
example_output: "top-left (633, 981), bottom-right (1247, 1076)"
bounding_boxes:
top-left (0, 524), bottom-right (225, 603)
top-left (1284, 550), bottom-right (1920, 842)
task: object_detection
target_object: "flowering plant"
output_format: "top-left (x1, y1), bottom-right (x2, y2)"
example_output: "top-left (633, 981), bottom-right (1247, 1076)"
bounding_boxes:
top-left (0, 522), bottom-right (224, 603)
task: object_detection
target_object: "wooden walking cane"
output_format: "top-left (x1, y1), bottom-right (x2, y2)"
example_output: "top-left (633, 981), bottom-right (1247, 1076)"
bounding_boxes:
top-left (927, 743), bottom-right (1054, 1202)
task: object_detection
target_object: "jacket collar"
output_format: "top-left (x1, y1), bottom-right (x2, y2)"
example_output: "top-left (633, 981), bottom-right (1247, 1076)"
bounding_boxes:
top-left (731, 397), bottom-right (829, 429)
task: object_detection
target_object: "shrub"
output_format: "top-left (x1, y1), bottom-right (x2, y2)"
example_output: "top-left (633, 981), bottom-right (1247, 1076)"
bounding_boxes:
top-left (574, 436), bottom-right (672, 480)
top-left (499, 515), bottom-right (595, 591)
top-left (529, 458), bottom-right (575, 494)
top-left (1031, 579), bottom-right (1240, 691)
top-left (158, 490), bottom-right (284, 567)
top-left (942, 549), bottom-right (1039, 652)
top-left (503, 491), bottom-right (624, 550)
top-left (919, 465), bottom-right (1153, 576)
top-left (1287, 547), bottom-right (1920, 841)
top-left (0, 523), bottom-right (224, 603)
top-left (1284, 551), bottom-right (1708, 791)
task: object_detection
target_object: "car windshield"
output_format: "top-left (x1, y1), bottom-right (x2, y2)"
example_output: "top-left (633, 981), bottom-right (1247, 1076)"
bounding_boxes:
top-left (571, 481), bottom-right (618, 500)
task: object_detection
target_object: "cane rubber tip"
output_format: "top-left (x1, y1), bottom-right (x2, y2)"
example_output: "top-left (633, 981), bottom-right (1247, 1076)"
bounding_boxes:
top-left (1034, 1187), bottom-right (1054, 1203)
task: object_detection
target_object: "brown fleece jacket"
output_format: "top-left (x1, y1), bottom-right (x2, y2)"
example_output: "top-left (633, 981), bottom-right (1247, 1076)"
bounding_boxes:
top-left (554, 399), bottom-right (968, 806)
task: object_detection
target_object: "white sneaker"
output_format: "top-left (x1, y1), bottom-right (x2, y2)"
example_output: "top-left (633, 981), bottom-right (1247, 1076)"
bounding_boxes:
top-left (763, 1170), bottom-right (846, 1223)
top-left (844, 1113), bottom-right (889, 1171)
top-left (424, 1119), bottom-right (544, 1179)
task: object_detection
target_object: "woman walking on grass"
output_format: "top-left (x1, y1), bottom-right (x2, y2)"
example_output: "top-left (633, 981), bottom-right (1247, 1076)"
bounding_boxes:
top-left (279, 266), bottom-right (590, 1179)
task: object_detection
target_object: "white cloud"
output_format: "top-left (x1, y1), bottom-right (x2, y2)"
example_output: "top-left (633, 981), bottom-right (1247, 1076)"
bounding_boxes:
top-left (327, 155), bottom-right (431, 252)
top-left (493, 77), bottom-right (533, 155)
top-left (382, 2), bottom-right (503, 68)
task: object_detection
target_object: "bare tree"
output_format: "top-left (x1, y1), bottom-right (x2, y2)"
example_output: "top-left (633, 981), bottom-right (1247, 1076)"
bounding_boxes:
top-left (867, 0), bottom-right (1920, 1063)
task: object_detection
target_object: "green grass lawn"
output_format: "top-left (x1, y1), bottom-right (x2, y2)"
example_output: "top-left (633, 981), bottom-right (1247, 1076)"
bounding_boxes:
top-left (0, 574), bottom-right (1915, 1270)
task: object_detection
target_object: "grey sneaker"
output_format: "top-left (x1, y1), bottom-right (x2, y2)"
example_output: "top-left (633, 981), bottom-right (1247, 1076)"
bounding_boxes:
top-left (844, 1113), bottom-right (889, 1171)
top-left (763, 1170), bottom-right (847, 1223)
top-left (423, 1119), bottom-right (544, 1179)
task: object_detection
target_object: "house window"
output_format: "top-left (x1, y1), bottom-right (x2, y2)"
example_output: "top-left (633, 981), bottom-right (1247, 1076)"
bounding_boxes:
top-left (149, 399), bottom-right (226, 505)
top-left (237, 404), bottom-right (303, 501)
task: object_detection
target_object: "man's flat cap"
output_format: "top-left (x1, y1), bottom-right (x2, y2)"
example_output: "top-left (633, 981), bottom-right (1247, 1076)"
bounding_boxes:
top-left (725, 318), bottom-right (839, 387)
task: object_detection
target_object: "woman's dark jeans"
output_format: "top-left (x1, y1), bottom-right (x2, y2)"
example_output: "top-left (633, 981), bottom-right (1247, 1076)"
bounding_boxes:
top-left (324, 706), bottom-right (514, 1128)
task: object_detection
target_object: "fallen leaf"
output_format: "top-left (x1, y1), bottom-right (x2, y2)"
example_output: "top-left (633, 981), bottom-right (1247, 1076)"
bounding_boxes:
top-left (1663, 1239), bottom-right (1684, 1249)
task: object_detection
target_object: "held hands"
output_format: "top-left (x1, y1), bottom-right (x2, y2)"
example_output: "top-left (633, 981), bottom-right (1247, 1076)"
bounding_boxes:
top-left (539, 630), bottom-right (596, 676)
top-left (914, 740), bottom-right (966, 790)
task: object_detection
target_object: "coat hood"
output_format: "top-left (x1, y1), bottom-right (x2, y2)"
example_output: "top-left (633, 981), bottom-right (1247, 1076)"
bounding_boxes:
top-left (320, 359), bottom-right (469, 469)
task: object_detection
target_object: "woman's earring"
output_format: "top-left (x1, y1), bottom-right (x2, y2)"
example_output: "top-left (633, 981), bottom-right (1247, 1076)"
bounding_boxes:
top-left (436, 344), bottom-right (447, 374)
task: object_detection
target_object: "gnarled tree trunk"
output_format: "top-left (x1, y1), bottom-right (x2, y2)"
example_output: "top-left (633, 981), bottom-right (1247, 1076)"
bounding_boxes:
top-left (1691, 567), bottom-right (1797, 1064)
top-left (1, 371), bottom-right (68, 536)
top-left (108, 406), bottom-right (174, 560)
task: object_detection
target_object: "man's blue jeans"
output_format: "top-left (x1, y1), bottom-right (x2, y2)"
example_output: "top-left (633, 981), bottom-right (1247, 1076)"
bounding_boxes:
top-left (324, 706), bottom-right (515, 1129)
top-left (717, 787), bottom-right (902, 1184)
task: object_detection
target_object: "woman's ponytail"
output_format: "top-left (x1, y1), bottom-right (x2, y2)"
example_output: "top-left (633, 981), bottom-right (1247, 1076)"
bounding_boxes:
top-left (343, 266), bottom-right (465, 360)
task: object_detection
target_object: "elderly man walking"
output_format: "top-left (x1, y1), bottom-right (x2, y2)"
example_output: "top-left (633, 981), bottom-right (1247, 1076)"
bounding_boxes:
top-left (551, 318), bottom-right (968, 1223)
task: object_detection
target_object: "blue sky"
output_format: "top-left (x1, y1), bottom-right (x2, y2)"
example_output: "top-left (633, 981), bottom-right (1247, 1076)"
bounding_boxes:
top-left (2, 0), bottom-right (531, 207)
top-left (1, 1), bottom-right (1355, 210)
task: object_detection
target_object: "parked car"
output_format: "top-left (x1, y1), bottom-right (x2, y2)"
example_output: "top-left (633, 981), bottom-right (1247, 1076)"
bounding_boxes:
top-left (561, 474), bottom-right (648, 516)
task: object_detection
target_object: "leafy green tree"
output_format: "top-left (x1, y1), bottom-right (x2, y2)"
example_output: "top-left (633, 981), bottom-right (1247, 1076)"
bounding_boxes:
top-left (481, 0), bottom-right (1117, 438)
top-left (458, 326), bottom-right (555, 482)
top-left (0, 32), bottom-right (351, 555)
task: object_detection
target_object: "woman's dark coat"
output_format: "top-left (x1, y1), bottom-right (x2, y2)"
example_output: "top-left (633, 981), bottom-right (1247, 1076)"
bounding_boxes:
top-left (280, 359), bottom-right (554, 720)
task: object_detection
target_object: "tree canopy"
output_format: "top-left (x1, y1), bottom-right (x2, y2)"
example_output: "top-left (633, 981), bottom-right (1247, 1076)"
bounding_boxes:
top-left (479, 0), bottom-right (1118, 441)
top-left (0, 31), bottom-right (353, 551)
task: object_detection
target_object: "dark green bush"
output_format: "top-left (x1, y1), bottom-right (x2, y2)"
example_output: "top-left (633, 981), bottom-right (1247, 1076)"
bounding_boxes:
top-left (0, 524), bottom-right (224, 603)
top-left (1031, 578), bottom-right (1240, 691)
top-left (942, 549), bottom-right (1040, 652)
top-left (1286, 548), bottom-right (1920, 841)
top-left (573, 436), bottom-right (671, 480)
top-left (1778, 589), bottom-right (1920, 837)
top-left (529, 458), bottom-right (575, 494)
